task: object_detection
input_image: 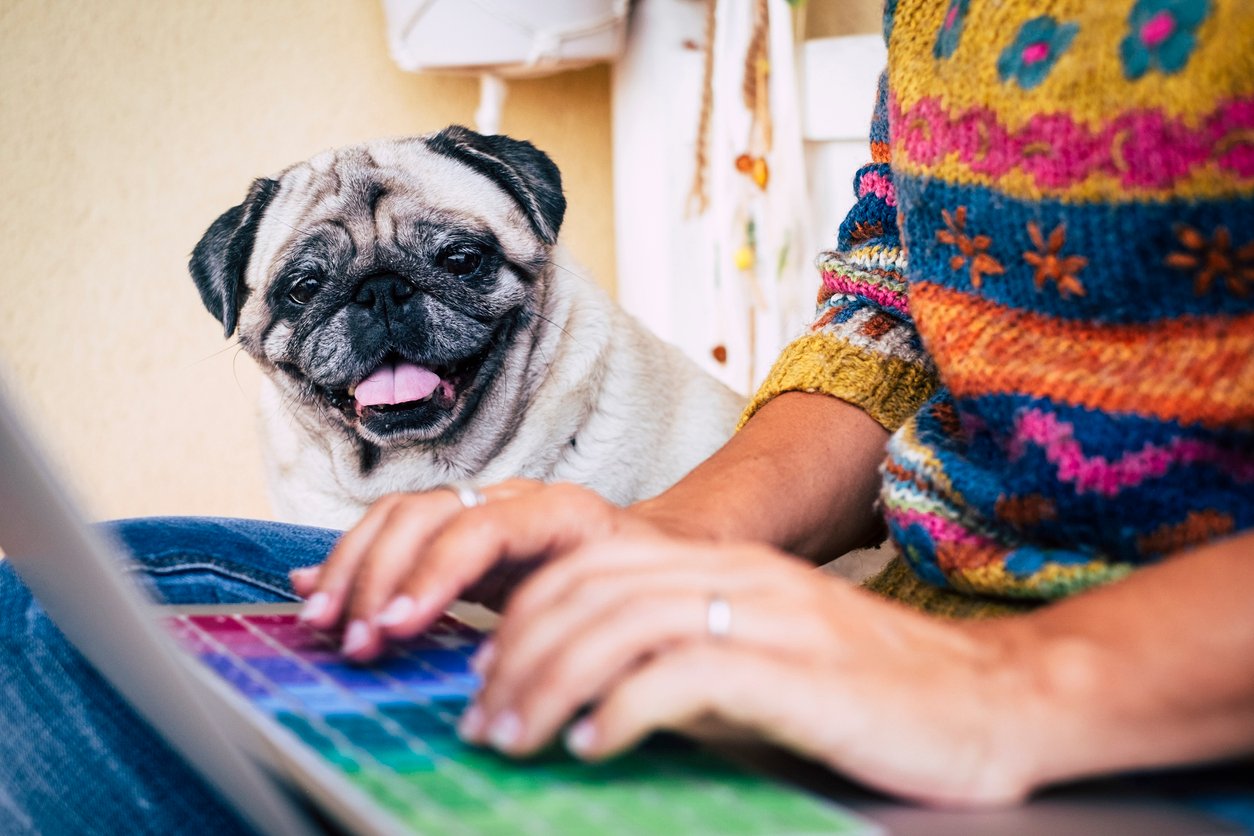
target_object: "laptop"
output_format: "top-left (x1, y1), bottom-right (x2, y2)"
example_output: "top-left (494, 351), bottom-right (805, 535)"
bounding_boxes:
top-left (0, 385), bottom-right (878, 835)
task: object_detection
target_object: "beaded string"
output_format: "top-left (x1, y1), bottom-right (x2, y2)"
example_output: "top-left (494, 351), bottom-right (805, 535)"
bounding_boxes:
top-left (687, 0), bottom-right (719, 216)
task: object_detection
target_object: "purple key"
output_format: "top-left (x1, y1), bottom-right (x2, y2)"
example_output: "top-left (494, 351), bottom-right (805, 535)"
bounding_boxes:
top-left (242, 656), bottom-right (319, 685)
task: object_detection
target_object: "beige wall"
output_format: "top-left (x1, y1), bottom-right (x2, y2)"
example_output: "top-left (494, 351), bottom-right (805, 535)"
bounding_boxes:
top-left (0, 1), bottom-right (614, 522)
top-left (805, 0), bottom-right (883, 38)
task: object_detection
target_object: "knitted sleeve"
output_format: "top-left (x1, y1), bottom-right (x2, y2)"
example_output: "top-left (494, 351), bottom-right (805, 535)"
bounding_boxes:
top-left (739, 73), bottom-right (938, 431)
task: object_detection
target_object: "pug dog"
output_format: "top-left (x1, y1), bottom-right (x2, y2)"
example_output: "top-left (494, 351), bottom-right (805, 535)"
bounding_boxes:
top-left (190, 127), bottom-right (745, 529)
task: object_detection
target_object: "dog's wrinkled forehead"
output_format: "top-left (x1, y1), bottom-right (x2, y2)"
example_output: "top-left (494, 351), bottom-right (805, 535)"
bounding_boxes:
top-left (246, 139), bottom-right (543, 289)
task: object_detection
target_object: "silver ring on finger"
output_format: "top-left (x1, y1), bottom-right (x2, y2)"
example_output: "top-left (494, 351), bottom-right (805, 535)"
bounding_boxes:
top-left (441, 481), bottom-right (487, 510)
top-left (706, 594), bottom-right (732, 640)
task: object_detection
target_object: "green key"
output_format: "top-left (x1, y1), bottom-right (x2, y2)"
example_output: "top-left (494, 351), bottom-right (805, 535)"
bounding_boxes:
top-left (348, 771), bottom-right (413, 817)
top-left (374, 747), bottom-right (436, 774)
top-left (399, 770), bottom-right (489, 813)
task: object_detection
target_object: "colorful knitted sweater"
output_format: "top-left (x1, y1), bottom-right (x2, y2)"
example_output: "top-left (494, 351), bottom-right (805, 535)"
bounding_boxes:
top-left (746, 0), bottom-right (1253, 599)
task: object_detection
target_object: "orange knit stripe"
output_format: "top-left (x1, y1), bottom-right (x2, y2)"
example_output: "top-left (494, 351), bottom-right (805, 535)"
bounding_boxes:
top-left (935, 540), bottom-right (1004, 572)
top-left (1136, 510), bottom-right (1235, 556)
top-left (884, 457), bottom-right (932, 495)
top-left (912, 282), bottom-right (1254, 427)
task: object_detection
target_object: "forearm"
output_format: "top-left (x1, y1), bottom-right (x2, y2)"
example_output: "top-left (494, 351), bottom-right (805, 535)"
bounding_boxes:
top-left (633, 391), bottom-right (890, 562)
top-left (991, 531), bottom-right (1254, 790)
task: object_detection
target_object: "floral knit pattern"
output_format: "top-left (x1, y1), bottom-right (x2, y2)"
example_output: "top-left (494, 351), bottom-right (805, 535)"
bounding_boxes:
top-left (1121, 0), bottom-right (1211, 79)
top-left (745, 0), bottom-right (1254, 599)
top-left (996, 16), bottom-right (1078, 90)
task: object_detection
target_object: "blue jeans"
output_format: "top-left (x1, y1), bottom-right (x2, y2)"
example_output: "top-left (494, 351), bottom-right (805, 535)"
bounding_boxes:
top-left (0, 517), bottom-right (341, 835)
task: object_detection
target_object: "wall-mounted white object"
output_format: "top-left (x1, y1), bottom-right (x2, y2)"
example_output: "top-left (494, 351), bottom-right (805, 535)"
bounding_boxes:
top-left (381, 0), bottom-right (630, 140)
top-left (381, 0), bottom-right (630, 78)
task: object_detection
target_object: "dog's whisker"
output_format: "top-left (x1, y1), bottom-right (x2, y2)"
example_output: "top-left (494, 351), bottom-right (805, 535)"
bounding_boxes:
top-left (230, 347), bottom-right (252, 398)
top-left (552, 261), bottom-right (593, 285)
top-left (529, 309), bottom-right (583, 348)
top-left (184, 339), bottom-right (244, 366)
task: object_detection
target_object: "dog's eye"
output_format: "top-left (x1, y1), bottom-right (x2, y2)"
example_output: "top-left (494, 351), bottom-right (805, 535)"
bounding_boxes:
top-left (288, 276), bottom-right (322, 305)
top-left (438, 248), bottom-right (483, 277)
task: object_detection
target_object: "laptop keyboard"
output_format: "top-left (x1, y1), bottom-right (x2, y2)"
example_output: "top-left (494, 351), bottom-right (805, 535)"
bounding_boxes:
top-left (165, 612), bottom-right (870, 835)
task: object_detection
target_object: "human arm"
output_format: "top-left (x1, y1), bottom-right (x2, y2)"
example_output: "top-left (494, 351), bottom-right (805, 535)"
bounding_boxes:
top-left (636, 71), bottom-right (929, 560)
top-left (462, 529), bottom-right (1254, 807)
top-left (634, 390), bottom-right (889, 560)
top-left (999, 529), bottom-right (1254, 788)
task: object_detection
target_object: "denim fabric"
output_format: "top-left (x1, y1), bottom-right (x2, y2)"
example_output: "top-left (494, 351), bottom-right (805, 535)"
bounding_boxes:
top-left (0, 516), bottom-right (340, 835)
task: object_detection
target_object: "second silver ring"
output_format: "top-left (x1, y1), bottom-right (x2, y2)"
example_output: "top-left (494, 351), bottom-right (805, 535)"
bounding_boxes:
top-left (706, 594), bottom-right (732, 640)
top-left (442, 481), bottom-right (487, 510)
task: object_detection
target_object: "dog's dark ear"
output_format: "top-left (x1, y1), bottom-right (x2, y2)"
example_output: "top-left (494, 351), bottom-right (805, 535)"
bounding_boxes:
top-left (189, 177), bottom-right (280, 338)
top-left (424, 126), bottom-right (566, 245)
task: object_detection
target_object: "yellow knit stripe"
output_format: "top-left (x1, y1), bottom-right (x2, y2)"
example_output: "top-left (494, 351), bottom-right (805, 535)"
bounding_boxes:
top-left (950, 561), bottom-right (1136, 599)
top-left (883, 415), bottom-right (958, 498)
top-left (889, 0), bottom-right (1254, 129)
top-left (738, 333), bottom-right (939, 432)
top-left (862, 558), bottom-right (1039, 618)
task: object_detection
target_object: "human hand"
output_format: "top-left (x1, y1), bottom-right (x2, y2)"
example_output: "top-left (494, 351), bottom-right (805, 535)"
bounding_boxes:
top-left (460, 535), bottom-right (1036, 808)
top-left (289, 480), bottom-right (676, 661)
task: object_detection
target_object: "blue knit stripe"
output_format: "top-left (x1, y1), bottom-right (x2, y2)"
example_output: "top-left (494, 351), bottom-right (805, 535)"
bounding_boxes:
top-left (898, 394), bottom-right (1253, 563)
top-left (956, 393), bottom-right (1251, 451)
top-left (896, 173), bottom-right (1254, 323)
top-left (869, 71), bottom-right (891, 147)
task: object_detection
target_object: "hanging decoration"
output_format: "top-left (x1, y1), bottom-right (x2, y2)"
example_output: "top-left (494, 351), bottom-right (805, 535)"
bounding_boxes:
top-left (686, 0), bottom-right (812, 392)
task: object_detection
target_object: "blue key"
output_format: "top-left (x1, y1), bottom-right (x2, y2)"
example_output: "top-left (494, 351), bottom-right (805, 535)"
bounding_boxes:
top-left (243, 656), bottom-right (319, 685)
top-left (316, 663), bottom-right (389, 687)
top-left (414, 649), bottom-right (472, 675)
top-left (286, 685), bottom-right (361, 713)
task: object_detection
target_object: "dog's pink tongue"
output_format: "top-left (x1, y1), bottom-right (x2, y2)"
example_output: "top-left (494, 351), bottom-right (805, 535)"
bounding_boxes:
top-left (354, 361), bottom-right (441, 407)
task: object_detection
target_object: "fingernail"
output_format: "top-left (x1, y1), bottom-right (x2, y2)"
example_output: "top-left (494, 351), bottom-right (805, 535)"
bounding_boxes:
top-left (341, 619), bottom-right (371, 655)
top-left (411, 589), bottom-right (444, 620)
top-left (487, 711), bottom-right (522, 751)
top-left (299, 591), bottom-right (329, 622)
top-left (469, 640), bottom-right (495, 675)
top-left (565, 719), bottom-right (597, 757)
top-left (457, 705), bottom-right (486, 742)
top-left (375, 595), bottom-right (415, 628)
top-left (289, 566), bottom-right (319, 584)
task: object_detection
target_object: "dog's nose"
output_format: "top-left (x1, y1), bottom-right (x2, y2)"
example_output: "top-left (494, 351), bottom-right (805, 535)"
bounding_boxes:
top-left (353, 273), bottom-right (415, 314)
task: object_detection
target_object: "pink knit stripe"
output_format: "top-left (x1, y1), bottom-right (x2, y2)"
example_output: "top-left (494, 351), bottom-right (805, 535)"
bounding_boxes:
top-left (1011, 410), bottom-right (1254, 497)
top-left (822, 271), bottom-right (910, 315)
top-left (892, 95), bottom-right (1254, 189)
top-left (858, 169), bottom-right (897, 206)
top-left (888, 508), bottom-right (994, 546)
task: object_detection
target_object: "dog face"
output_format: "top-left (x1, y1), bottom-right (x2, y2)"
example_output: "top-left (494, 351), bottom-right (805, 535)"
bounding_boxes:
top-left (190, 128), bottom-right (566, 448)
